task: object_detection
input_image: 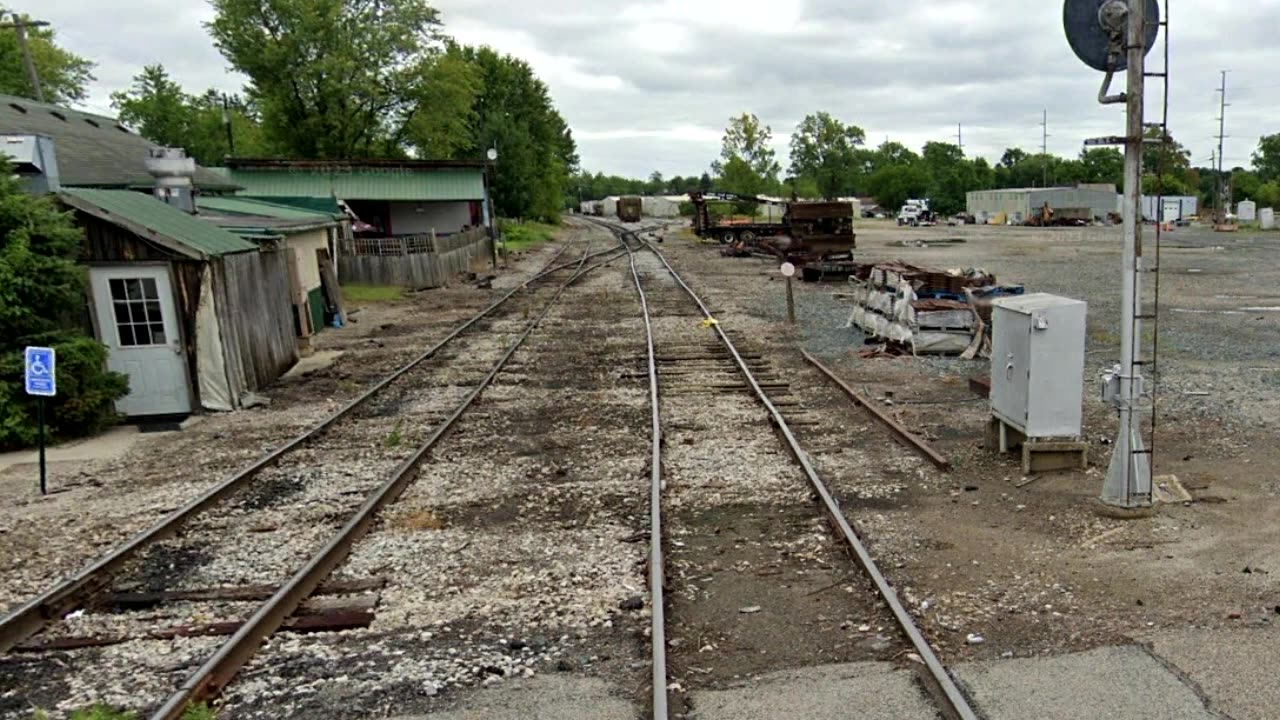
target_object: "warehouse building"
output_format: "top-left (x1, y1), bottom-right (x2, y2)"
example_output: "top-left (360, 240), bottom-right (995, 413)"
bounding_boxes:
top-left (223, 158), bottom-right (491, 237)
top-left (967, 185), bottom-right (1118, 224)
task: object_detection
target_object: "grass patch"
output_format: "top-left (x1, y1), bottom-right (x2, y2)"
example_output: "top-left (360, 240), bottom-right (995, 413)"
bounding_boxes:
top-left (43, 704), bottom-right (216, 720)
top-left (384, 419), bottom-right (405, 448)
top-left (342, 284), bottom-right (403, 304)
top-left (500, 220), bottom-right (560, 252)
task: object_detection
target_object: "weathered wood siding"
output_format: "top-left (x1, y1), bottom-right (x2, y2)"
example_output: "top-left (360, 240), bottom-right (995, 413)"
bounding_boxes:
top-left (338, 228), bottom-right (493, 289)
top-left (212, 249), bottom-right (299, 394)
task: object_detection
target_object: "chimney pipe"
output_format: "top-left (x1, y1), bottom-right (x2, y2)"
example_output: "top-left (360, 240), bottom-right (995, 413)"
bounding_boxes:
top-left (145, 147), bottom-right (196, 213)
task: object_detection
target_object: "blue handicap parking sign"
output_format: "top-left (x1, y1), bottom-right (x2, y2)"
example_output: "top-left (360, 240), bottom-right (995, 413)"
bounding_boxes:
top-left (24, 346), bottom-right (56, 397)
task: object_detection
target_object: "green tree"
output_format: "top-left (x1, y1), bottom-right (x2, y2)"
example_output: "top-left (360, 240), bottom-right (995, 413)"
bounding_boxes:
top-left (1254, 134), bottom-right (1280, 182)
top-left (111, 65), bottom-right (269, 166)
top-left (920, 142), bottom-right (979, 215)
top-left (1079, 148), bottom-right (1124, 187)
top-left (0, 15), bottom-right (95, 103)
top-left (788, 111), bottom-right (866, 199)
top-left (207, 0), bottom-right (443, 158)
top-left (460, 46), bottom-right (576, 221)
top-left (0, 162), bottom-right (127, 449)
top-left (402, 43), bottom-right (482, 158)
top-left (1230, 169), bottom-right (1261, 202)
top-left (715, 113), bottom-right (781, 196)
top-left (865, 164), bottom-right (930, 213)
top-left (110, 65), bottom-right (190, 150)
top-left (1255, 181), bottom-right (1280, 210)
top-left (872, 141), bottom-right (920, 170)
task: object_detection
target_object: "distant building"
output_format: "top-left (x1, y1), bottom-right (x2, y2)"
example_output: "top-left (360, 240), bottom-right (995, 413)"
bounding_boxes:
top-left (198, 196), bottom-right (349, 348)
top-left (223, 158), bottom-right (492, 237)
top-left (967, 185), bottom-right (1118, 224)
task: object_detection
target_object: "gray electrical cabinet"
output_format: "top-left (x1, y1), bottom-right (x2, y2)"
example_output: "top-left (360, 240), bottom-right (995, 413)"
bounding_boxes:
top-left (990, 294), bottom-right (1087, 439)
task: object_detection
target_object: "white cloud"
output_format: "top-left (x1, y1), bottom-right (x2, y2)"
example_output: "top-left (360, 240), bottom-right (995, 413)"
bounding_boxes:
top-left (18, 0), bottom-right (1280, 177)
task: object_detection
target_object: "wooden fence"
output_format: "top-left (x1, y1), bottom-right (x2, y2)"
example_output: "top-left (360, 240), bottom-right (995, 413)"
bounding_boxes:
top-left (213, 248), bottom-right (299, 394)
top-left (338, 228), bottom-right (493, 289)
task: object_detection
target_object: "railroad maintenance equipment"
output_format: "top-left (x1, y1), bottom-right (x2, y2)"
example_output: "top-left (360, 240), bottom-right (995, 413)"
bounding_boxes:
top-left (688, 191), bottom-right (857, 277)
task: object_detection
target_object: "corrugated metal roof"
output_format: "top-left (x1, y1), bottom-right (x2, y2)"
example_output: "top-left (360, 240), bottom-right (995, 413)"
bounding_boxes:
top-left (227, 167), bottom-right (485, 201)
top-left (0, 95), bottom-right (238, 190)
top-left (197, 195), bottom-right (341, 221)
top-left (59, 188), bottom-right (257, 258)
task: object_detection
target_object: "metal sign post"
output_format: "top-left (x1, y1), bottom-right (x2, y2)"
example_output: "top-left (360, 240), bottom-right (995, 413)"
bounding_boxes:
top-left (1103, 0), bottom-right (1154, 507)
top-left (24, 346), bottom-right (56, 496)
top-left (781, 262), bottom-right (797, 324)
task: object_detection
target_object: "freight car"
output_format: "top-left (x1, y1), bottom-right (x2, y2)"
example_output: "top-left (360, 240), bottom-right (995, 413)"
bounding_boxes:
top-left (617, 196), bottom-right (643, 223)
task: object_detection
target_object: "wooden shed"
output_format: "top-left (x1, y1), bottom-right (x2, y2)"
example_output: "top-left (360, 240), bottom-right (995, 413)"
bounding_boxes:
top-left (58, 188), bottom-right (299, 416)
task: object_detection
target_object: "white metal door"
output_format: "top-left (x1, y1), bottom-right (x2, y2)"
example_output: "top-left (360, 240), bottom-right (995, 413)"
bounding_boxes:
top-left (89, 266), bottom-right (193, 416)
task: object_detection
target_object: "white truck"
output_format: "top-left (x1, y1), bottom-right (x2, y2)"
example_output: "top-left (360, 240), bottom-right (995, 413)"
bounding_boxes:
top-left (897, 199), bottom-right (935, 226)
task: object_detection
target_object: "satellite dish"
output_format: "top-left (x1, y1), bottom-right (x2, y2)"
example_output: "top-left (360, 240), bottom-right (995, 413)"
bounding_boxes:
top-left (1064, 0), bottom-right (1160, 72)
top-left (486, 148), bottom-right (498, 161)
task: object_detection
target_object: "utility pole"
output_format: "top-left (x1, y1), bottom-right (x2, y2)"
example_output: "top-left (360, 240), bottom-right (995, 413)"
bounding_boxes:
top-left (0, 14), bottom-right (50, 103)
top-left (1040, 109), bottom-right (1051, 187)
top-left (956, 123), bottom-right (963, 151)
top-left (221, 94), bottom-right (236, 157)
top-left (1214, 70), bottom-right (1230, 220)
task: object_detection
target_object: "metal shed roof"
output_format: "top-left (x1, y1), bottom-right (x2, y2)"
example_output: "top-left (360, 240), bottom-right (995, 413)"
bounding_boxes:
top-left (225, 163), bottom-right (485, 201)
top-left (0, 96), bottom-right (238, 191)
top-left (197, 195), bottom-right (342, 221)
top-left (59, 188), bottom-right (258, 259)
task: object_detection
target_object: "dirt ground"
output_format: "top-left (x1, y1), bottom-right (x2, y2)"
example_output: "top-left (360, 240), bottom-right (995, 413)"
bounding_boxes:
top-left (725, 219), bottom-right (1280, 661)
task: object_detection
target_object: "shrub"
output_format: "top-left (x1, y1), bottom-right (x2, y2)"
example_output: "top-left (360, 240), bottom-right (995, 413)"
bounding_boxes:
top-left (0, 162), bottom-right (128, 450)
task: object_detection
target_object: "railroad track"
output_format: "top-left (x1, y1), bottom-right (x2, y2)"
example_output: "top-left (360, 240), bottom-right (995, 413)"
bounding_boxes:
top-left (596, 220), bottom-right (980, 720)
top-left (0, 230), bottom-right (629, 718)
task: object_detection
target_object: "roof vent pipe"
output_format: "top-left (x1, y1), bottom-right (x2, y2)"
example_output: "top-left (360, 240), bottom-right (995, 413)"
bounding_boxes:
top-left (145, 147), bottom-right (196, 213)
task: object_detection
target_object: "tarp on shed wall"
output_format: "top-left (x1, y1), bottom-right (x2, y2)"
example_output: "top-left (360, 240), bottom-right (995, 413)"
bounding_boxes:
top-left (196, 264), bottom-right (236, 411)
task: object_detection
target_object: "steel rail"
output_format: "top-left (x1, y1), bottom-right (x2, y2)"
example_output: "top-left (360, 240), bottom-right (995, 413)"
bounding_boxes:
top-left (637, 238), bottom-right (980, 720)
top-left (618, 231), bottom-right (668, 719)
top-left (150, 241), bottom-right (625, 719)
top-left (801, 350), bottom-right (952, 471)
top-left (0, 238), bottom-right (608, 654)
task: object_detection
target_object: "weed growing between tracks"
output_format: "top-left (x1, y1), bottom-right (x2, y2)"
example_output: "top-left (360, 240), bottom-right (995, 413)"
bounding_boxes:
top-left (32, 703), bottom-right (216, 720)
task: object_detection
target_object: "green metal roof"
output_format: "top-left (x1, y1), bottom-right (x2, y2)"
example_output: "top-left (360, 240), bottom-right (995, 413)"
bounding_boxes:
top-left (0, 95), bottom-right (238, 190)
top-left (227, 167), bottom-right (485, 201)
top-left (197, 195), bottom-right (341, 221)
top-left (59, 188), bottom-right (257, 259)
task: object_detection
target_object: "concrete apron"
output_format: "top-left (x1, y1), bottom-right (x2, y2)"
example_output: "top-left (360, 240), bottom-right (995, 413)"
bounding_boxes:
top-left (391, 632), bottom-right (1280, 719)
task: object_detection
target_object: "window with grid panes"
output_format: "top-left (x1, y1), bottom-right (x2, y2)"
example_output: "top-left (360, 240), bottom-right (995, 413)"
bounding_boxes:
top-left (108, 278), bottom-right (167, 346)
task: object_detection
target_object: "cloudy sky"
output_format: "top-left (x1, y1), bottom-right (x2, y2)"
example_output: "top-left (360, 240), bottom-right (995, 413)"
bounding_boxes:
top-left (29, 0), bottom-right (1280, 178)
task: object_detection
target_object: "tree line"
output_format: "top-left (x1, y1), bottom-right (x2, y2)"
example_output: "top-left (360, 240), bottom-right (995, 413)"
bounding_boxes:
top-left (9, 2), bottom-right (578, 222)
top-left (578, 111), bottom-right (1280, 217)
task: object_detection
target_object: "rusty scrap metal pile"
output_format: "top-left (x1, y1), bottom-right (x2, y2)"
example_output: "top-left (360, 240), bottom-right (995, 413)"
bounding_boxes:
top-left (846, 261), bottom-right (1024, 356)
